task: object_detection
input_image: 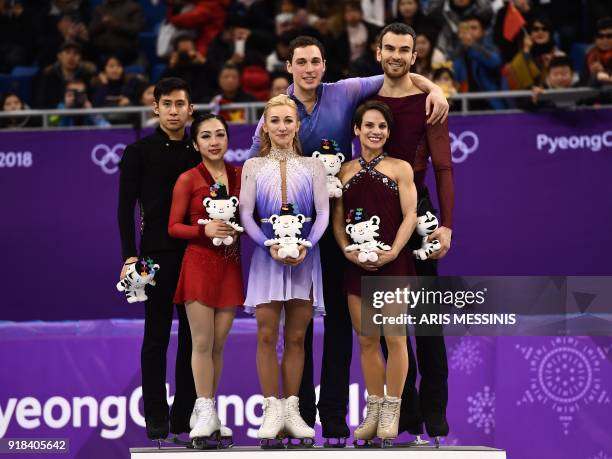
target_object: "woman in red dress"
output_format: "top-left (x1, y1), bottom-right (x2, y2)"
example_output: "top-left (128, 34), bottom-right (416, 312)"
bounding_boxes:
top-left (333, 101), bottom-right (417, 445)
top-left (168, 113), bottom-right (244, 443)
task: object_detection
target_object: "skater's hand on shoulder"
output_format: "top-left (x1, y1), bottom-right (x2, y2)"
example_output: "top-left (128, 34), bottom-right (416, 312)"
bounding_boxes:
top-left (204, 220), bottom-right (233, 239)
top-left (120, 257), bottom-right (138, 280)
top-left (426, 90), bottom-right (449, 125)
top-left (428, 226), bottom-right (452, 260)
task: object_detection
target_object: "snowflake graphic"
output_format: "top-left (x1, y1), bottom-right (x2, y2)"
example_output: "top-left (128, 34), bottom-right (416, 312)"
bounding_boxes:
top-left (589, 451), bottom-right (612, 459)
top-left (467, 385), bottom-right (495, 434)
top-left (516, 337), bottom-right (610, 435)
top-left (450, 339), bottom-right (483, 375)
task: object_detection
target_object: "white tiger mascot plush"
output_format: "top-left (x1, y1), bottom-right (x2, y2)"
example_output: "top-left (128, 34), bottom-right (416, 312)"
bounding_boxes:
top-left (413, 199), bottom-right (441, 260)
top-left (117, 258), bottom-right (160, 303)
top-left (345, 208), bottom-right (391, 263)
top-left (264, 203), bottom-right (312, 259)
top-left (312, 138), bottom-right (345, 199)
top-left (197, 182), bottom-right (243, 246)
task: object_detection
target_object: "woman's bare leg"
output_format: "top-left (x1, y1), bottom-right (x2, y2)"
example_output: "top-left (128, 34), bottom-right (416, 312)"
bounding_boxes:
top-left (212, 307), bottom-right (236, 394)
top-left (348, 294), bottom-right (384, 397)
top-left (281, 298), bottom-right (313, 397)
top-left (383, 335), bottom-right (408, 397)
top-left (256, 302), bottom-right (283, 397)
top-left (185, 301), bottom-right (215, 397)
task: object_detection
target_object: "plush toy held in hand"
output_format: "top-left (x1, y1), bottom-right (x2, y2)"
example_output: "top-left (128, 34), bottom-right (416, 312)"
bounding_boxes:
top-left (117, 258), bottom-right (160, 303)
top-left (197, 181), bottom-right (244, 246)
top-left (264, 202), bottom-right (312, 259)
top-left (413, 199), bottom-right (441, 260)
top-left (312, 138), bottom-right (345, 199)
top-left (345, 208), bottom-right (391, 263)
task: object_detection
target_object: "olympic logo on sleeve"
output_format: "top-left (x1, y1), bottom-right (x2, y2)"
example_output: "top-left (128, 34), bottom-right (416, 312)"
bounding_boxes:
top-left (449, 131), bottom-right (479, 163)
top-left (91, 144), bottom-right (125, 174)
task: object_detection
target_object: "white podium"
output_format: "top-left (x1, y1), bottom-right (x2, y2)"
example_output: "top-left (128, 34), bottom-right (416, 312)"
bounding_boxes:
top-left (130, 445), bottom-right (506, 459)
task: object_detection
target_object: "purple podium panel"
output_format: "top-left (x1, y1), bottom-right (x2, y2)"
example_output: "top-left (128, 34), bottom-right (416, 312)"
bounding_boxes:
top-left (0, 321), bottom-right (611, 459)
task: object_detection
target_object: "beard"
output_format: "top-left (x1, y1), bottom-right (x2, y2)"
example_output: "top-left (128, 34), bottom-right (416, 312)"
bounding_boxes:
top-left (382, 59), bottom-right (410, 79)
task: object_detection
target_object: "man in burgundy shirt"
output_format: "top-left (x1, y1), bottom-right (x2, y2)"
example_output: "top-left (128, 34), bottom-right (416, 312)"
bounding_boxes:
top-left (370, 22), bottom-right (454, 445)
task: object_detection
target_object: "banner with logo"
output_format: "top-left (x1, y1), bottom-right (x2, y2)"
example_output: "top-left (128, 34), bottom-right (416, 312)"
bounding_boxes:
top-left (1, 320), bottom-right (610, 459)
top-left (0, 110), bottom-right (611, 321)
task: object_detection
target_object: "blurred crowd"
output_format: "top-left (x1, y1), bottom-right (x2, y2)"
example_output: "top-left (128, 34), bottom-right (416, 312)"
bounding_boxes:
top-left (1, 0), bottom-right (611, 127)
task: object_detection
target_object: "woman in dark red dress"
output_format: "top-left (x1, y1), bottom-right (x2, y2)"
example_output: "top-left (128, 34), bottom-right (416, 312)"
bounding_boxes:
top-left (168, 113), bottom-right (244, 442)
top-left (333, 101), bottom-right (417, 444)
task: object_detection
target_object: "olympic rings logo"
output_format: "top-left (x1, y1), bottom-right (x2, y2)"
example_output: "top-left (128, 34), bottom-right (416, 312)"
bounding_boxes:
top-left (91, 144), bottom-right (125, 174)
top-left (449, 131), bottom-right (479, 163)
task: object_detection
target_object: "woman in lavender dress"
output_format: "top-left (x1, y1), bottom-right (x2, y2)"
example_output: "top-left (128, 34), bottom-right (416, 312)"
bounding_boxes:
top-left (239, 94), bottom-right (329, 444)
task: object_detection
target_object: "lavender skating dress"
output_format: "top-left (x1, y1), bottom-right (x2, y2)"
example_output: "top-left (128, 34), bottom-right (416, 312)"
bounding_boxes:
top-left (239, 147), bottom-right (330, 315)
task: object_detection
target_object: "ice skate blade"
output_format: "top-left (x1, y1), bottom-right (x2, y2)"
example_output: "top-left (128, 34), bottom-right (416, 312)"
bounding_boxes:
top-left (408, 435), bottom-right (430, 446)
top-left (219, 436), bottom-right (234, 449)
top-left (191, 433), bottom-right (222, 450)
top-left (380, 439), bottom-right (396, 448)
top-left (170, 435), bottom-right (192, 447)
top-left (353, 439), bottom-right (379, 448)
top-left (324, 437), bottom-right (347, 448)
top-left (259, 438), bottom-right (285, 449)
top-left (285, 437), bottom-right (315, 448)
top-left (434, 436), bottom-right (444, 448)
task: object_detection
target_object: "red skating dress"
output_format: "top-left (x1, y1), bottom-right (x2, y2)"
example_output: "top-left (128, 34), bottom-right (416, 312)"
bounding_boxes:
top-left (342, 153), bottom-right (416, 296)
top-left (169, 162), bottom-right (244, 307)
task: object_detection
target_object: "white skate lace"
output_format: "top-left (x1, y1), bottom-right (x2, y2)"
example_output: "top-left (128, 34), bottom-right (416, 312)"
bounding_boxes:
top-left (286, 399), bottom-right (309, 429)
top-left (262, 399), bottom-right (282, 427)
top-left (195, 400), bottom-right (214, 427)
top-left (379, 399), bottom-right (400, 428)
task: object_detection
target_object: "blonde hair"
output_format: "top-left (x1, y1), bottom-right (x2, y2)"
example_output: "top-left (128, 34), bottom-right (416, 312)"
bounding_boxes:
top-left (259, 94), bottom-right (303, 157)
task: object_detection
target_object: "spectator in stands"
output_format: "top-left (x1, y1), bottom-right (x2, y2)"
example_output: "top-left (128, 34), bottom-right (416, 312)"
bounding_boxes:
top-left (335, 1), bottom-right (381, 77)
top-left (452, 15), bottom-right (505, 109)
top-left (91, 55), bottom-right (144, 125)
top-left (212, 64), bottom-right (257, 123)
top-left (245, 0), bottom-right (276, 38)
top-left (138, 83), bottom-right (160, 127)
top-left (136, 83), bottom-right (159, 127)
top-left (168, 0), bottom-right (231, 58)
top-left (89, 0), bottom-right (145, 66)
top-left (585, 18), bottom-right (612, 84)
top-left (0, 0), bottom-right (36, 72)
top-left (267, 31), bottom-right (294, 74)
top-left (347, 30), bottom-right (381, 77)
top-left (38, 12), bottom-right (91, 68)
top-left (51, 79), bottom-right (110, 127)
top-left (492, 0), bottom-right (533, 64)
top-left (504, 16), bottom-right (564, 90)
top-left (207, 15), bottom-right (253, 74)
top-left (34, 41), bottom-right (96, 109)
top-left (0, 92), bottom-right (36, 129)
top-left (163, 34), bottom-right (216, 103)
top-left (92, 56), bottom-right (142, 107)
top-left (427, 0), bottom-right (493, 56)
top-left (413, 29), bottom-right (447, 79)
top-left (432, 65), bottom-right (458, 98)
top-left (269, 72), bottom-right (291, 97)
top-left (390, 0), bottom-right (436, 33)
top-left (530, 56), bottom-right (585, 109)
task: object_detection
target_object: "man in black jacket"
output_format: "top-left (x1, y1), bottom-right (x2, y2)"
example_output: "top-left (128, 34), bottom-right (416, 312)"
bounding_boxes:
top-left (118, 77), bottom-right (198, 442)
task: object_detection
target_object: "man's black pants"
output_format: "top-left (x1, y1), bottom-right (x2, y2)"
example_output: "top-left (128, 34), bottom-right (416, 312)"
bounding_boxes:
top-left (141, 251), bottom-right (196, 434)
